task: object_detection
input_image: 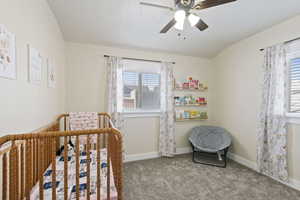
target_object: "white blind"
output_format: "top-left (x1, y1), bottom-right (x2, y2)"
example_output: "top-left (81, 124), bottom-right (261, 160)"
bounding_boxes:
top-left (142, 73), bottom-right (160, 89)
top-left (124, 71), bottom-right (138, 86)
top-left (289, 57), bottom-right (300, 113)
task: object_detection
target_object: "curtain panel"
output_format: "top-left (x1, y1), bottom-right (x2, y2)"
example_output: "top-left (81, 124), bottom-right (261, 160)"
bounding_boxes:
top-left (159, 62), bottom-right (176, 157)
top-left (257, 44), bottom-right (289, 182)
top-left (106, 56), bottom-right (124, 132)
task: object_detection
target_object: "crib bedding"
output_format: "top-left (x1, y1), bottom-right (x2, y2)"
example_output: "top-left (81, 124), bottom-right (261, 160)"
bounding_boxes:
top-left (30, 149), bottom-right (118, 200)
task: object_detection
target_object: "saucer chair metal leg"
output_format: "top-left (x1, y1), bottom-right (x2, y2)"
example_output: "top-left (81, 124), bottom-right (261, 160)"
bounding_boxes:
top-left (191, 143), bottom-right (229, 168)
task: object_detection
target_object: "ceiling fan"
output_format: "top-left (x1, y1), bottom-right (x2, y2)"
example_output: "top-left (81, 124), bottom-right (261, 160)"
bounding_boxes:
top-left (140, 0), bottom-right (237, 33)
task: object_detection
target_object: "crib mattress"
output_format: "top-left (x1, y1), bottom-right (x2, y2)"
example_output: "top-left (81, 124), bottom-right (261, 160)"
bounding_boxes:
top-left (30, 149), bottom-right (118, 200)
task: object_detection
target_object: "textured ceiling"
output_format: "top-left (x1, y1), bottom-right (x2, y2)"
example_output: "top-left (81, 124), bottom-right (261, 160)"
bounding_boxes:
top-left (48, 0), bottom-right (300, 57)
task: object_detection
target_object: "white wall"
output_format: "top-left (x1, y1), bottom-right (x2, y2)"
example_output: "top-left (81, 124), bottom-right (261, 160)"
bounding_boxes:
top-left (213, 15), bottom-right (300, 182)
top-left (65, 42), bottom-right (215, 156)
top-left (0, 0), bottom-right (66, 134)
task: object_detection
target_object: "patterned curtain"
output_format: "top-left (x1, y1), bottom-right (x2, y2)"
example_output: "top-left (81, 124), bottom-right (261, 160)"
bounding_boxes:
top-left (159, 62), bottom-right (176, 157)
top-left (106, 56), bottom-right (124, 132)
top-left (257, 44), bottom-right (288, 182)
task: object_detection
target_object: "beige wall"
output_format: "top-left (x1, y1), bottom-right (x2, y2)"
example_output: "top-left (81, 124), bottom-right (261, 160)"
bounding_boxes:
top-left (0, 0), bottom-right (66, 134)
top-left (213, 15), bottom-right (300, 182)
top-left (65, 42), bottom-right (215, 156)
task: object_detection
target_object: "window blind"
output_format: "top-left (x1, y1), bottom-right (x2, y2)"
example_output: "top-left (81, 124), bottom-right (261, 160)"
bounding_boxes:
top-left (289, 57), bottom-right (300, 113)
top-left (142, 73), bottom-right (160, 89)
top-left (124, 71), bottom-right (138, 86)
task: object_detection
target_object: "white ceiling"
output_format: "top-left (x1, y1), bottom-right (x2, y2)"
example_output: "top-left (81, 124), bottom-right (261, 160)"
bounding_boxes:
top-left (47, 0), bottom-right (300, 58)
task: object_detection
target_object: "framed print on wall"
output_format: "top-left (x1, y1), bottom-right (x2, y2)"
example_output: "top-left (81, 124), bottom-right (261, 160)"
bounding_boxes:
top-left (47, 58), bottom-right (56, 88)
top-left (28, 45), bottom-right (42, 85)
top-left (0, 24), bottom-right (16, 79)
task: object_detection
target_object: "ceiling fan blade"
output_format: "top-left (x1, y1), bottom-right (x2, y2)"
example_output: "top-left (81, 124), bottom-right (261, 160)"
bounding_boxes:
top-left (140, 2), bottom-right (174, 11)
top-left (160, 19), bottom-right (177, 34)
top-left (193, 0), bottom-right (237, 10)
top-left (195, 19), bottom-right (208, 31)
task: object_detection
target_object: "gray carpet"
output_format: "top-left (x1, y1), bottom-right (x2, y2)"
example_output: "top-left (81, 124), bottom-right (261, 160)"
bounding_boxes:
top-left (124, 154), bottom-right (300, 200)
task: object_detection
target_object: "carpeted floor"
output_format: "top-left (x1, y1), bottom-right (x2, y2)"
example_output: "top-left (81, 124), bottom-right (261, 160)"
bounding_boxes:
top-left (124, 154), bottom-right (300, 200)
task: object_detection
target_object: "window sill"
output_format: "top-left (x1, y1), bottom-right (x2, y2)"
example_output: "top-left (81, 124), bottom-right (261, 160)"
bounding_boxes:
top-left (123, 112), bottom-right (161, 118)
top-left (286, 113), bottom-right (300, 124)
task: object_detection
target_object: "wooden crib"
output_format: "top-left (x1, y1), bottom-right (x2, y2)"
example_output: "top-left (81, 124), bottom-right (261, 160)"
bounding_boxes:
top-left (0, 113), bottom-right (123, 200)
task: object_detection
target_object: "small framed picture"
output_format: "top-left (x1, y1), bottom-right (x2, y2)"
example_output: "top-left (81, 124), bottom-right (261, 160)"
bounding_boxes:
top-left (0, 24), bottom-right (16, 79)
top-left (28, 45), bottom-right (42, 85)
top-left (47, 58), bottom-right (56, 88)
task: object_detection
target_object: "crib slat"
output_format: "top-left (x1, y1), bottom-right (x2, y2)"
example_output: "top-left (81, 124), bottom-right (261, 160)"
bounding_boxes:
top-left (47, 138), bottom-right (49, 167)
top-left (64, 116), bottom-right (67, 131)
top-left (107, 133), bottom-right (111, 200)
top-left (64, 136), bottom-right (68, 200)
top-left (16, 143), bottom-right (20, 200)
top-left (99, 116), bottom-right (104, 147)
top-left (97, 134), bottom-right (101, 200)
top-left (25, 139), bottom-right (32, 199)
top-left (9, 142), bottom-right (18, 200)
top-left (44, 138), bottom-right (47, 169)
top-left (52, 138), bottom-right (57, 200)
top-left (87, 135), bottom-right (91, 200)
top-left (32, 139), bottom-right (35, 183)
top-left (99, 115), bottom-right (102, 128)
top-left (47, 137), bottom-right (51, 166)
top-left (75, 136), bottom-right (80, 200)
top-left (39, 140), bottom-right (44, 200)
top-left (36, 138), bottom-right (39, 184)
top-left (33, 139), bottom-right (36, 183)
top-left (20, 144), bottom-right (25, 199)
top-left (2, 153), bottom-right (7, 200)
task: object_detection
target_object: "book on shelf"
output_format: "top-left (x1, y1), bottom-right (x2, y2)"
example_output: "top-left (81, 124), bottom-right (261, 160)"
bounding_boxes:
top-left (174, 96), bottom-right (207, 106)
top-left (175, 110), bottom-right (208, 121)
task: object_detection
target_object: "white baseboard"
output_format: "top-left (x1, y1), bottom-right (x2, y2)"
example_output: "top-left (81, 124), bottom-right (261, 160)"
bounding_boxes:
top-left (125, 151), bottom-right (160, 163)
top-left (228, 152), bottom-right (300, 191)
top-left (289, 178), bottom-right (300, 191)
top-left (227, 152), bottom-right (258, 171)
top-left (124, 147), bottom-right (192, 163)
top-left (175, 147), bottom-right (192, 155)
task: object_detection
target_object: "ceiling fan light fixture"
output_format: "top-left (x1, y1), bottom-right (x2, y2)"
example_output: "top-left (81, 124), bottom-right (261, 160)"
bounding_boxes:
top-left (174, 20), bottom-right (185, 30)
top-left (174, 10), bottom-right (186, 23)
top-left (188, 13), bottom-right (200, 27)
top-left (174, 10), bottom-right (186, 30)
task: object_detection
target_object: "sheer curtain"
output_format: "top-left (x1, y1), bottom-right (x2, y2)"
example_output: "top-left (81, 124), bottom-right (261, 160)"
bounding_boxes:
top-left (106, 56), bottom-right (124, 131)
top-left (159, 62), bottom-right (176, 157)
top-left (257, 44), bottom-right (288, 182)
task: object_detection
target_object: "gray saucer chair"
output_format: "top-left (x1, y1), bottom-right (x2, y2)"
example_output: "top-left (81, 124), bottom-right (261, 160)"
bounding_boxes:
top-left (188, 126), bottom-right (232, 168)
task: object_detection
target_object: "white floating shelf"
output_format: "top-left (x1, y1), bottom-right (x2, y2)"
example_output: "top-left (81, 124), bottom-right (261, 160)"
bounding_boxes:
top-left (174, 88), bottom-right (208, 92)
top-left (175, 118), bottom-right (208, 122)
top-left (175, 104), bottom-right (207, 107)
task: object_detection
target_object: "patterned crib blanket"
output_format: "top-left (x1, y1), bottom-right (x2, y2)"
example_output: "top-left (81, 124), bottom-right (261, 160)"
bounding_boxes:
top-left (69, 112), bottom-right (99, 144)
top-left (30, 149), bottom-right (118, 200)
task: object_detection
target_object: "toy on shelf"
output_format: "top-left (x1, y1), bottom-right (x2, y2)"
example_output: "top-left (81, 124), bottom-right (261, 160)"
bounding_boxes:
top-left (174, 77), bottom-right (208, 91)
top-left (174, 96), bottom-right (207, 106)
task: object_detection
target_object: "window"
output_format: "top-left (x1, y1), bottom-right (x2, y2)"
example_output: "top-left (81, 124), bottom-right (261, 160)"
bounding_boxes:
top-left (286, 40), bottom-right (300, 122)
top-left (123, 60), bottom-right (161, 113)
top-left (288, 57), bottom-right (300, 113)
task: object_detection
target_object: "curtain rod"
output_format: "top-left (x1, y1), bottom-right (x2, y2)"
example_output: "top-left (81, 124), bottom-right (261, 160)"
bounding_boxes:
top-left (104, 55), bottom-right (176, 64)
top-left (260, 36), bottom-right (300, 51)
